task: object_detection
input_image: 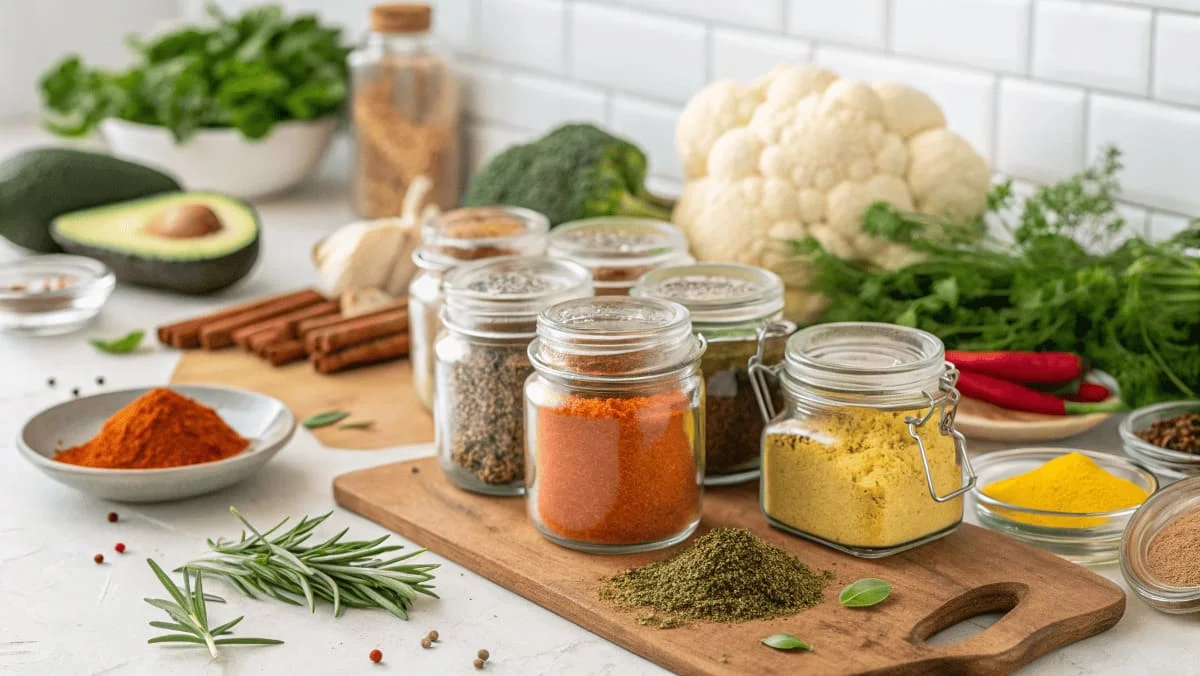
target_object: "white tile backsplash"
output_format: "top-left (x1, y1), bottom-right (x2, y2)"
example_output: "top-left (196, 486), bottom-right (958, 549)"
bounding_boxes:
top-left (616, 0), bottom-right (783, 31)
top-left (610, 95), bottom-right (685, 181)
top-left (1148, 211), bottom-right (1195, 241)
top-left (995, 78), bottom-right (1085, 182)
top-left (787, 0), bottom-right (889, 49)
top-left (891, 0), bottom-right (1031, 73)
top-left (1154, 12), bottom-right (1200, 107)
top-left (1033, 1), bottom-right (1153, 95)
top-left (477, 0), bottom-right (565, 73)
top-left (711, 29), bottom-right (812, 82)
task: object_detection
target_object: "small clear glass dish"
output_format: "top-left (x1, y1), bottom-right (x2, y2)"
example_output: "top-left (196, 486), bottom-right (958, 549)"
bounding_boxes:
top-left (0, 255), bottom-right (115, 335)
top-left (1121, 475), bottom-right (1200, 614)
top-left (1120, 401), bottom-right (1200, 478)
top-left (970, 448), bottom-right (1158, 565)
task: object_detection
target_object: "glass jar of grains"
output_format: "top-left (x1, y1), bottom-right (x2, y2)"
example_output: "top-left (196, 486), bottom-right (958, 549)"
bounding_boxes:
top-left (750, 322), bottom-right (977, 558)
top-left (632, 263), bottom-right (793, 485)
top-left (349, 3), bottom-right (461, 217)
top-left (547, 217), bottom-right (693, 296)
top-left (525, 296), bottom-right (705, 553)
top-left (409, 206), bottom-right (549, 410)
top-left (436, 256), bottom-right (592, 496)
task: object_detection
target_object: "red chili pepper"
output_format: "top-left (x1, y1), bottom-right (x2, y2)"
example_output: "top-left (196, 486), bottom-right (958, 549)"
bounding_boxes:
top-left (946, 350), bottom-right (1087, 384)
top-left (1066, 382), bottom-right (1112, 403)
top-left (956, 370), bottom-right (1123, 415)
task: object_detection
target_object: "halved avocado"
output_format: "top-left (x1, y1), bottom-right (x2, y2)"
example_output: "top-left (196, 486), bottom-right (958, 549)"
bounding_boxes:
top-left (50, 192), bottom-right (260, 294)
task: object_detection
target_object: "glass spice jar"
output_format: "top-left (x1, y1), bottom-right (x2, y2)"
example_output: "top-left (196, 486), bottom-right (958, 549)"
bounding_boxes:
top-left (525, 296), bottom-right (706, 553)
top-left (409, 206), bottom-right (549, 410)
top-left (750, 322), bottom-right (977, 558)
top-left (349, 3), bottom-right (461, 217)
top-left (435, 256), bottom-right (592, 496)
top-left (632, 263), bottom-right (793, 485)
top-left (547, 217), bottom-right (693, 296)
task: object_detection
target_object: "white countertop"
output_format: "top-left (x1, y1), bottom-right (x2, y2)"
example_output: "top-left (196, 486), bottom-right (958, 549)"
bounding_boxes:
top-left (0, 127), bottom-right (1196, 676)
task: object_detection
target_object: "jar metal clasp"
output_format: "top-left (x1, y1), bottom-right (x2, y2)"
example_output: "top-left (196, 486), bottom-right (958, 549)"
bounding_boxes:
top-left (747, 321), bottom-right (796, 424)
top-left (906, 363), bottom-right (977, 503)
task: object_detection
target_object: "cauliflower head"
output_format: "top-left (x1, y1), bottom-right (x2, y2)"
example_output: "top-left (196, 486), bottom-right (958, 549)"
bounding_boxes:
top-left (673, 65), bottom-right (990, 320)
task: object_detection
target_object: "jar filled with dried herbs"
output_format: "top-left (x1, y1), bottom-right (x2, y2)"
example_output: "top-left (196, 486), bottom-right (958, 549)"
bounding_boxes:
top-left (547, 217), bottom-right (693, 296)
top-left (751, 323), bottom-right (976, 557)
top-left (525, 296), bottom-right (705, 553)
top-left (632, 263), bottom-right (792, 484)
top-left (435, 256), bottom-right (591, 495)
top-left (349, 3), bottom-right (461, 218)
top-left (409, 207), bottom-right (549, 410)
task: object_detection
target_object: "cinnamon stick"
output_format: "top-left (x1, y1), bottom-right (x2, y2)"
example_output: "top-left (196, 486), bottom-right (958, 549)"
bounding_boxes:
top-left (157, 289), bottom-right (323, 349)
top-left (263, 340), bottom-right (308, 366)
top-left (314, 333), bottom-right (410, 374)
top-left (248, 326), bottom-right (291, 355)
top-left (200, 294), bottom-right (327, 350)
top-left (231, 301), bottom-right (340, 348)
top-left (296, 299), bottom-right (407, 338)
top-left (306, 309), bottom-right (409, 355)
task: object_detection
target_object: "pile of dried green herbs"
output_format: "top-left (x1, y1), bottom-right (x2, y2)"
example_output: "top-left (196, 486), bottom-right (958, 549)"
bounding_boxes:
top-left (793, 147), bottom-right (1200, 407)
top-left (600, 528), bottom-right (833, 628)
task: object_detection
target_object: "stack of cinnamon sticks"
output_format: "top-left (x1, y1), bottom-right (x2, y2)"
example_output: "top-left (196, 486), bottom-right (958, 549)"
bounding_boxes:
top-left (157, 289), bottom-right (410, 374)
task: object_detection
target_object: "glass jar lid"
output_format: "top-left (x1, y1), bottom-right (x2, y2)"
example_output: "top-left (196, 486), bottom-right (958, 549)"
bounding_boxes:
top-left (548, 217), bottom-right (688, 266)
top-left (529, 296), bottom-right (702, 379)
top-left (631, 263), bottom-right (784, 328)
top-left (418, 206), bottom-right (548, 266)
top-left (442, 256), bottom-right (592, 337)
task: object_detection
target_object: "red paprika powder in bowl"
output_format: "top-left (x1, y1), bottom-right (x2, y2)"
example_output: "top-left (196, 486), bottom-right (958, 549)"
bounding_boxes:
top-left (524, 296), bottom-right (705, 553)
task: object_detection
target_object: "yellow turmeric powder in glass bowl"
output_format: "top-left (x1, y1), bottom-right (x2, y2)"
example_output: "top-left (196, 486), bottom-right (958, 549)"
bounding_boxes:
top-left (971, 448), bottom-right (1158, 565)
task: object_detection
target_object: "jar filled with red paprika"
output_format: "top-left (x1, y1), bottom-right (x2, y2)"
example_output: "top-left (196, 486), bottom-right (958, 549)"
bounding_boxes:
top-left (525, 296), bottom-right (705, 553)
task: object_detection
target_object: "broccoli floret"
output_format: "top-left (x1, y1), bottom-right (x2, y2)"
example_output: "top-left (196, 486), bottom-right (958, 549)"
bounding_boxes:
top-left (462, 123), bottom-right (672, 225)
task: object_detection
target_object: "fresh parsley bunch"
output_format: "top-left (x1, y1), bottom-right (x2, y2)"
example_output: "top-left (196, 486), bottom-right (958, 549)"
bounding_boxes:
top-left (40, 4), bottom-right (350, 142)
top-left (797, 148), bottom-right (1200, 407)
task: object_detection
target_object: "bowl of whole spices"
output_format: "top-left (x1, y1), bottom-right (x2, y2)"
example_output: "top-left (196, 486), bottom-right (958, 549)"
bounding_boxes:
top-left (548, 217), bottom-right (693, 296)
top-left (435, 256), bottom-right (592, 495)
top-left (1121, 401), bottom-right (1200, 477)
top-left (1121, 475), bottom-right (1200, 613)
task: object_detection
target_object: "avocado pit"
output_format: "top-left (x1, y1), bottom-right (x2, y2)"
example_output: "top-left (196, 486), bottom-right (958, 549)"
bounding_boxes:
top-left (146, 204), bottom-right (223, 239)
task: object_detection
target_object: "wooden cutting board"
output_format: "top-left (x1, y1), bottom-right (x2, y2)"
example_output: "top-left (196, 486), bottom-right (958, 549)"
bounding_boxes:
top-left (334, 457), bottom-right (1126, 675)
top-left (170, 349), bottom-right (433, 449)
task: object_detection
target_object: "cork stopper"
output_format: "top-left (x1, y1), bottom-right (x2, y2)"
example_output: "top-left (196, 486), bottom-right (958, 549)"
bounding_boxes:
top-left (370, 3), bottom-right (431, 33)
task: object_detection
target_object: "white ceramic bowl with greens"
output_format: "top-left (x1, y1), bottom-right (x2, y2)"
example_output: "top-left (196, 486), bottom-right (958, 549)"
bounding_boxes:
top-left (101, 117), bottom-right (338, 199)
top-left (17, 385), bottom-right (295, 502)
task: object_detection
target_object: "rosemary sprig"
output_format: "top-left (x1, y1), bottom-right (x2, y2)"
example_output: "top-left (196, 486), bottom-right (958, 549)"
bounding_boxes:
top-left (182, 507), bottom-right (439, 620)
top-left (144, 558), bottom-right (283, 658)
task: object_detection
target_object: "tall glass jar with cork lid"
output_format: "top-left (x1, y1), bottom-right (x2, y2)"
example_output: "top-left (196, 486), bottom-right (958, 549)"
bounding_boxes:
top-left (409, 206), bottom-right (549, 410)
top-left (435, 256), bottom-right (592, 496)
top-left (632, 263), bottom-right (793, 485)
top-left (349, 3), bottom-right (461, 218)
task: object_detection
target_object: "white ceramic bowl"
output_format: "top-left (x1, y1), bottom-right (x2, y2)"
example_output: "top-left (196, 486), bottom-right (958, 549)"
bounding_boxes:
top-left (17, 385), bottom-right (295, 502)
top-left (101, 117), bottom-right (338, 199)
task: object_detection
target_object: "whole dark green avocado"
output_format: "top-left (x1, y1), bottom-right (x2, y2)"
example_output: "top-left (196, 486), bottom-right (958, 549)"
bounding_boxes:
top-left (0, 147), bottom-right (181, 252)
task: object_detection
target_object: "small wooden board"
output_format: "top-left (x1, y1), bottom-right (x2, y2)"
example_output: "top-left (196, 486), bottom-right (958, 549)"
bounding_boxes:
top-left (171, 349), bottom-right (432, 450)
top-left (334, 457), bottom-right (1126, 675)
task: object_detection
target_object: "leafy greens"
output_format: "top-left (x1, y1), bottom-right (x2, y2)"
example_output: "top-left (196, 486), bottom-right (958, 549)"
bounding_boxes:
top-left (796, 148), bottom-right (1200, 407)
top-left (40, 4), bottom-right (349, 142)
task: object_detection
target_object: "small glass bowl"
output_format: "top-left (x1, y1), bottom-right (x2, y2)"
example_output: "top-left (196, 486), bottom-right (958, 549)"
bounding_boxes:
top-left (1120, 401), bottom-right (1200, 479)
top-left (1121, 475), bottom-right (1200, 614)
top-left (970, 448), bottom-right (1158, 565)
top-left (0, 255), bottom-right (115, 335)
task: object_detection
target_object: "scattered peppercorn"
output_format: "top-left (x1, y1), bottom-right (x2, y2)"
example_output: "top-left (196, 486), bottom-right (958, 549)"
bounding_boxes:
top-left (477, 649), bottom-right (490, 661)
top-left (1137, 413), bottom-right (1200, 455)
top-left (96, 376), bottom-right (105, 386)
top-left (114, 542), bottom-right (126, 554)
top-left (421, 638), bottom-right (433, 649)
top-left (47, 377), bottom-right (56, 387)
top-left (107, 512), bottom-right (118, 523)
top-left (93, 553), bottom-right (104, 564)
top-left (369, 649), bottom-right (383, 664)
top-left (427, 630), bottom-right (439, 642)
top-left (473, 658), bottom-right (485, 670)
top-left (71, 387), bottom-right (80, 397)
top-left (412, 466), bottom-right (420, 473)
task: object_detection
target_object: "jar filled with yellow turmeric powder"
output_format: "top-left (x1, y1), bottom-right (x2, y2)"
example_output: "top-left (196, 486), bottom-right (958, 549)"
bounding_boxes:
top-left (751, 322), bottom-right (976, 558)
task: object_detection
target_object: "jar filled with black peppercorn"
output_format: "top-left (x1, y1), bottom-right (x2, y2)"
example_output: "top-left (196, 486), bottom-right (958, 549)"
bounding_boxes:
top-left (548, 217), bottom-right (693, 296)
top-left (632, 263), bottom-right (793, 484)
top-left (435, 256), bottom-right (592, 495)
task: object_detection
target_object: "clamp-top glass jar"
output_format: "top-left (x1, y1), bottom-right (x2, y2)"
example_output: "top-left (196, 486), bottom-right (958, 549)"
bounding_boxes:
top-left (409, 206), bottom-right (549, 410)
top-left (632, 263), bottom-right (792, 485)
top-left (547, 217), bottom-right (693, 295)
top-left (435, 256), bottom-right (592, 496)
top-left (750, 322), bottom-right (975, 558)
top-left (525, 297), bottom-right (705, 553)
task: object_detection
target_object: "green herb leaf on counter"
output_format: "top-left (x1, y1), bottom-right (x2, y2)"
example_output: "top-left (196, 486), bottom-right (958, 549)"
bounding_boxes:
top-left (90, 330), bottom-right (145, 354)
top-left (303, 410), bottom-right (350, 429)
top-left (338, 420), bottom-right (374, 430)
top-left (144, 558), bottom-right (282, 658)
top-left (761, 633), bottom-right (812, 651)
top-left (839, 578), bottom-right (892, 608)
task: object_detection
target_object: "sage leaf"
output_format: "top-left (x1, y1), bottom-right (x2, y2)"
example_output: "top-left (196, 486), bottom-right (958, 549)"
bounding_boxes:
top-left (761, 633), bottom-right (811, 651)
top-left (302, 410), bottom-right (350, 429)
top-left (338, 420), bottom-right (374, 430)
top-left (839, 578), bottom-right (891, 608)
top-left (90, 330), bottom-right (145, 354)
